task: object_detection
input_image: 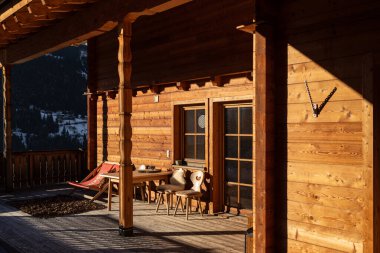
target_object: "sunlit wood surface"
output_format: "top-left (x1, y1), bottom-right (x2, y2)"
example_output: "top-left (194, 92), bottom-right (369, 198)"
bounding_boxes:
top-left (0, 186), bottom-right (246, 252)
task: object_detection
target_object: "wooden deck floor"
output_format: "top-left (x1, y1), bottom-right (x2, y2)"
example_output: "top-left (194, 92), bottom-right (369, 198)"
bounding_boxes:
top-left (0, 186), bottom-right (247, 253)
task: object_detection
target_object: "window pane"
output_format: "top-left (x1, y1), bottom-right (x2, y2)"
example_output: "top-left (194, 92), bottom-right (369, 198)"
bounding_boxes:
top-left (240, 186), bottom-right (253, 210)
top-left (240, 161), bottom-right (253, 185)
top-left (240, 136), bottom-right (252, 159)
top-left (196, 135), bottom-right (205, 160)
top-left (184, 135), bottom-right (195, 159)
top-left (185, 110), bottom-right (195, 133)
top-left (225, 136), bottom-right (238, 158)
top-left (225, 107), bottom-right (238, 134)
top-left (224, 160), bottom-right (238, 183)
top-left (196, 109), bottom-right (205, 133)
top-left (224, 184), bottom-right (238, 208)
top-left (240, 107), bottom-right (252, 134)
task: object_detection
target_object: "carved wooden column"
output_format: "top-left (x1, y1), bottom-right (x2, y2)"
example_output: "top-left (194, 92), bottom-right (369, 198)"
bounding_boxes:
top-left (117, 20), bottom-right (134, 236)
top-left (87, 38), bottom-right (98, 171)
top-left (2, 65), bottom-right (12, 191)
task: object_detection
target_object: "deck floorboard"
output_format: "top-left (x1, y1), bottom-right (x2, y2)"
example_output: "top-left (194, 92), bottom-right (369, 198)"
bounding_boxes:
top-left (0, 186), bottom-right (246, 253)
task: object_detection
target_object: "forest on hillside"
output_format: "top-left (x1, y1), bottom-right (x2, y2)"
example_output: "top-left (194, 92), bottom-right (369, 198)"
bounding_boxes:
top-left (0, 45), bottom-right (88, 152)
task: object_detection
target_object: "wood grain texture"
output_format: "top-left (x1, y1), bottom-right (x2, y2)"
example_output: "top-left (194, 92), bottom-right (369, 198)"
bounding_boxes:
top-left (117, 21), bottom-right (133, 230)
top-left (283, 0), bottom-right (379, 251)
top-left (362, 53), bottom-right (374, 252)
top-left (288, 221), bottom-right (364, 253)
top-left (287, 162), bottom-right (366, 189)
top-left (1, 0), bottom-right (193, 64)
top-left (288, 239), bottom-right (346, 253)
top-left (254, 23), bottom-right (276, 252)
top-left (287, 181), bottom-right (366, 211)
top-left (288, 200), bottom-right (365, 234)
top-left (87, 38), bottom-right (98, 171)
top-left (131, 0), bottom-right (253, 85)
top-left (287, 123), bottom-right (362, 143)
top-left (2, 65), bottom-right (12, 190)
top-left (287, 142), bottom-right (362, 165)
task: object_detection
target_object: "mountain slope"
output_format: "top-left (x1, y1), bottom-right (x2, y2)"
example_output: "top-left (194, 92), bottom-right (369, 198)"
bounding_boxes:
top-left (1, 45), bottom-right (88, 152)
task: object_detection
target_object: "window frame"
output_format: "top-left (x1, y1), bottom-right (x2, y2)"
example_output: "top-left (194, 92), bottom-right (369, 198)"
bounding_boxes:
top-left (181, 106), bottom-right (206, 163)
top-left (223, 103), bottom-right (254, 210)
top-left (172, 100), bottom-right (208, 170)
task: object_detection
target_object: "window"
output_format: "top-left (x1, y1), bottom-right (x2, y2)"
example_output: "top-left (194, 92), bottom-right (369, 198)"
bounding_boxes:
top-left (182, 106), bottom-right (205, 162)
top-left (224, 104), bottom-right (253, 210)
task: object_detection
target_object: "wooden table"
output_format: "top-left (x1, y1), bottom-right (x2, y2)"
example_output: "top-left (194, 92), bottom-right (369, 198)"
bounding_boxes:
top-left (101, 171), bottom-right (172, 211)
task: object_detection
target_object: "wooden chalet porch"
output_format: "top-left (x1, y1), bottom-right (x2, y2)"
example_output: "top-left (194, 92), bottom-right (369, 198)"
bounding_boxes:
top-left (0, 186), bottom-right (247, 253)
top-left (1, 0), bottom-right (259, 247)
top-left (2, 0), bottom-right (380, 252)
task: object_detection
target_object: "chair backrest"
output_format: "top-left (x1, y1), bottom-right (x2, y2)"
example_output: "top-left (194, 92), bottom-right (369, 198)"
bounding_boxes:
top-left (190, 171), bottom-right (204, 192)
top-left (170, 168), bottom-right (186, 186)
top-left (83, 162), bottom-right (116, 187)
top-left (98, 162), bottom-right (117, 174)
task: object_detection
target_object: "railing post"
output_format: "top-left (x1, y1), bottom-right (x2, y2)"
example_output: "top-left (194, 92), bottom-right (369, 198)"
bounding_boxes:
top-left (87, 38), bottom-right (98, 172)
top-left (28, 154), bottom-right (33, 188)
top-left (2, 65), bottom-right (12, 191)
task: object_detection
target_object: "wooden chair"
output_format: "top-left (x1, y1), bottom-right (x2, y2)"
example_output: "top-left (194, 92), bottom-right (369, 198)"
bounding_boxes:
top-left (155, 168), bottom-right (186, 215)
top-left (174, 170), bottom-right (205, 220)
top-left (68, 162), bottom-right (119, 202)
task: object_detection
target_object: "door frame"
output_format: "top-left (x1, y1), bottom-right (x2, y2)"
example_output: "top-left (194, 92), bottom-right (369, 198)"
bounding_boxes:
top-left (209, 95), bottom-right (254, 213)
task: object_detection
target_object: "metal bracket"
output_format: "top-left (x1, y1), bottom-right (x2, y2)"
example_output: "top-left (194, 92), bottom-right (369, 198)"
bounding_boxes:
top-left (304, 80), bottom-right (337, 118)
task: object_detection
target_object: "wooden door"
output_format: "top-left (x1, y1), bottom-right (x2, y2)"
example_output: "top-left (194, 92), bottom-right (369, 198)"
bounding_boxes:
top-left (223, 104), bottom-right (253, 212)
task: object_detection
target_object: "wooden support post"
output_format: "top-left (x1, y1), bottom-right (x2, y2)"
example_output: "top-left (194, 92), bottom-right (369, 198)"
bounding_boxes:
top-left (363, 54), bottom-right (374, 252)
top-left (254, 23), bottom-right (275, 252)
top-left (117, 20), bottom-right (133, 236)
top-left (2, 65), bottom-right (12, 191)
top-left (87, 38), bottom-right (97, 171)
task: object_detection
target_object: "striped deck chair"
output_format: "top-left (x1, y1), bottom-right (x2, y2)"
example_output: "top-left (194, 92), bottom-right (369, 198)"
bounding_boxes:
top-left (68, 162), bottom-right (120, 202)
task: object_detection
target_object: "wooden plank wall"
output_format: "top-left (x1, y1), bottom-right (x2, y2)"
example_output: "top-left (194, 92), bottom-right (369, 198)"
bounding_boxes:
top-left (95, 30), bottom-right (119, 92)
top-left (130, 78), bottom-right (253, 170)
top-left (282, 0), bottom-right (380, 252)
top-left (131, 0), bottom-right (253, 85)
top-left (96, 77), bottom-right (255, 208)
top-left (95, 0), bottom-right (255, 211)
top-left (97, 93), bottom-right (120, 164)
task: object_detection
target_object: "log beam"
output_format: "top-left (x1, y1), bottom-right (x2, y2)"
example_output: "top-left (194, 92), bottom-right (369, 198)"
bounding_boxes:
top-left (254, 23), bottom-right (276, 253)
top-left (2, 65), bottom-right (12, 190)
top-left (117, 21), bottom-right (133, 236)
top-left (0, 0), bottom-right (192, 64)
top-left (86, 37), bottom-right (97, 171)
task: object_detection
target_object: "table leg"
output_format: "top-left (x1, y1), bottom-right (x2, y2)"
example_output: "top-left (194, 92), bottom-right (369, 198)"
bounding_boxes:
top-left (108, 180), bottom-right (113, 211)
top-left (186, 198), bottom-right (190, 220)
top-left (147, 181), bottom-right (151, 204)
top-left (166, 193), bottom-right (170, 215)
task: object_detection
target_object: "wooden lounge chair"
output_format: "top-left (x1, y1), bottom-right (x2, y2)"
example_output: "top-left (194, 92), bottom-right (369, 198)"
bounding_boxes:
top-left (68, 161), bottom-right (120, 201)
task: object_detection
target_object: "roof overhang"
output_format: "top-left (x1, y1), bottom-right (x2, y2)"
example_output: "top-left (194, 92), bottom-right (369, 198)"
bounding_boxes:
top-left (0, 0), bottom-right (192, 65)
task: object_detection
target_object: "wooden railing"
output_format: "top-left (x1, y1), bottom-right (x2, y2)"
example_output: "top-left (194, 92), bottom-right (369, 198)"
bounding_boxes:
top-left (9, 150), bottom-right (86, 190)
top-left (0, 155), bottom-right (4, 192)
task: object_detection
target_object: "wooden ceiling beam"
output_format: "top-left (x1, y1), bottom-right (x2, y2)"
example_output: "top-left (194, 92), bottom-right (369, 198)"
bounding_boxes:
top-left (0, 29), bottom-right (18, 40)
top-left (27, 1), bottom-right (67, 19)
top-left (14, 10), bottom-right (53, 27)
top-left (0, 0), bottom-right (33, 23)
top-left (2, 18), bottom-right (38, 33)
top-left (44, 0), bottom-right (96, 5)
top-left (1, 0), bottom-right (192, 64)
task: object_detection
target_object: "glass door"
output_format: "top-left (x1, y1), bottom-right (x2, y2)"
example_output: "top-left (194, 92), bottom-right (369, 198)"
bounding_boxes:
top-left (223, 104), bottom-right (253, 211)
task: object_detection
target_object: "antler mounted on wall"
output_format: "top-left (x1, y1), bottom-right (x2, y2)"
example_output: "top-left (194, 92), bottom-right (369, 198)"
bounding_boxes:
top-left (304, 80), bottom-right (337, 118)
